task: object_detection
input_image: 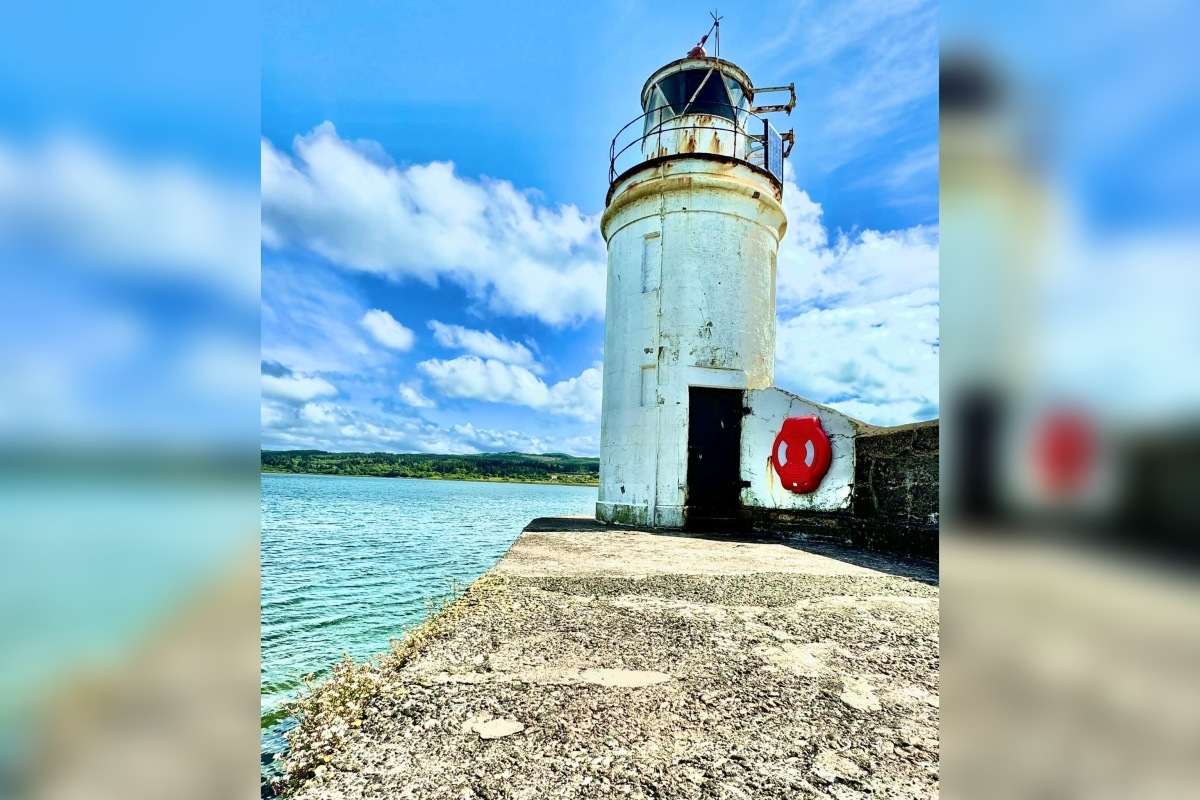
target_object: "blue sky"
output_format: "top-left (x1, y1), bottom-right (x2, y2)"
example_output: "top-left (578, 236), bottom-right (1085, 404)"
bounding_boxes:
top-left (6, 1), bottom-right (1194, 457)
top-left (260, 0), bottom-right (940, 455)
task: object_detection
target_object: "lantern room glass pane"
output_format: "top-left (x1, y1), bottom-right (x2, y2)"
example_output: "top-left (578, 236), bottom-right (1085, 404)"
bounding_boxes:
top-left (645, 85), bottom-right (672, 116)
top-left (723, 75), bottom-right (746, 109)
top-left (656, 69), bottom-right (738, 120)
top-left (724, 75), bottom-right (750, 126)
top-left (643, 86), bottom-right (675, 139)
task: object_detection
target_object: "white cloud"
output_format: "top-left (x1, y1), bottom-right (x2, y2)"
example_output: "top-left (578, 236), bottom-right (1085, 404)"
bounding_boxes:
top-left (544, 366), bottom-right (604, 423)
top-left (428, 320), bottom-right (540, 372)
top-left (398, 381), bottom-right (435, 409)
top-left (772, 169), bottom-right (939, 426)
top-left (0, 133), bottom-right (259, 302)
top-left (262, 399), bottom-right (465, 452)
top-left (258, 125), bottom-right (938, 441)
top-left (419, 357), bottom-right (546, 408)
top-left (260, 398), bottom-right (598, 456)
top-left (418, 356), bottom-right (602, 422)
top-left (261, 263), bottom-right (378, 375)
top-left (261, 373), bottom-right (338, 403)
top-left (260, 123), bottom-right (606, 325)
top-left (360, 308), bottom-right (415, 351)
top-left (450, 422), bottom-right (600, 457)
top-left (776, 290), bottom-right (939, 426)
top-left (777, 173), bottom-right (939, 312)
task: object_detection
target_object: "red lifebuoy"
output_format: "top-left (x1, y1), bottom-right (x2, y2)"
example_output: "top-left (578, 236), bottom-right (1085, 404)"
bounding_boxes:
top-left (771, 416), bottom-right (832, 493)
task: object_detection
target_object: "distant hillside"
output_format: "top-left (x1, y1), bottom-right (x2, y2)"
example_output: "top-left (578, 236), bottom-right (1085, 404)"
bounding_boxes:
top-left (261, 450), bottom-right (599, 486)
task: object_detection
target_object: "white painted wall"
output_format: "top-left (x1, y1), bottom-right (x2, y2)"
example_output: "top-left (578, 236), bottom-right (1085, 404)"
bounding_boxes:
top-left (597, 157), bottom-right (785, 526)
top-left (597, 58), bottom-right (863, 528)
top-left (741, 387), bottom-right (859, 512)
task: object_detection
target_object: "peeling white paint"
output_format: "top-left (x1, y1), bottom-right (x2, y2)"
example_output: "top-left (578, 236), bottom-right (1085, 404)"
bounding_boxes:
top-left (596, 59), bottom-right (858, 528)
top-left (742, 388), bottom-right (856, 511)
top-left (597, 157), bottom-right (786, 526)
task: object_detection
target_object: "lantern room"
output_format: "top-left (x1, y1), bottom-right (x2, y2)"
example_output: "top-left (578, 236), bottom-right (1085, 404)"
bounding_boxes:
top-left (608, 57), bottom-right (796, 197)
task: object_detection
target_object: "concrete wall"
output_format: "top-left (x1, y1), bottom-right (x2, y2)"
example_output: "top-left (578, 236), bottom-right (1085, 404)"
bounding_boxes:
top-left (597, 159), bottom-right (785, 528)
top-left (746, 419), bottom-right (940, 559)
top-left (740, 387), bottom-right (858, 512)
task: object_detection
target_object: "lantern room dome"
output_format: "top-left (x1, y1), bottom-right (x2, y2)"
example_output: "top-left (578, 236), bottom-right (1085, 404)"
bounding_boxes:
top-left (607, 56), bottom-right (794, 203)
top-left (640, 58), bottom-right (755, 123)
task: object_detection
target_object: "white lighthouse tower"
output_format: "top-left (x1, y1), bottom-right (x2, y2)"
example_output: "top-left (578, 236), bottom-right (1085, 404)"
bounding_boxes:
top-left (597, 42), bottom-right (864, 530)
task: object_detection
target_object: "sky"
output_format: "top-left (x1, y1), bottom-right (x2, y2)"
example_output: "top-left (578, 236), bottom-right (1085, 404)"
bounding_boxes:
top-left (4, 1), bottom-right (1190, 459)
top-left (260, 0), bottom-right (940, 456)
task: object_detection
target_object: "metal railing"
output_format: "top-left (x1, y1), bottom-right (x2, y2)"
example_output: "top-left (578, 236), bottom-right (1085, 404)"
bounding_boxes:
top-left (608, 101), bottom-right (788, 185)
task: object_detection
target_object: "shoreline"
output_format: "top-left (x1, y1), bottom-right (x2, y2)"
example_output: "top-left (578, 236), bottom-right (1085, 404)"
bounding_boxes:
top-left (260, 471), bottom-right (599, 487)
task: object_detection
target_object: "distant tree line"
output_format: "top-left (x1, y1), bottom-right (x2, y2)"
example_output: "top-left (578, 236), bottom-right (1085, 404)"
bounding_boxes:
top-left (260, 450), bottom-right (599, 485)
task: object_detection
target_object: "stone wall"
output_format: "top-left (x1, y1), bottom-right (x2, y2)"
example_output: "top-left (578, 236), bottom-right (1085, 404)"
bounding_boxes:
top-left (744, 419), bottom-right (940, 560)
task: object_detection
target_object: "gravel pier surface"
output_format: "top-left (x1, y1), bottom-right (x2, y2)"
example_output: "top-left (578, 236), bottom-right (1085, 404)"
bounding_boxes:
top-left (291, 518), bottom-right (939, 799)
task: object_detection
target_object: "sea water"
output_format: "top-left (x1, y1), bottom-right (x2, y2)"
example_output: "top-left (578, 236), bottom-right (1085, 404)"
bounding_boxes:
top-left (260, 473), bottom-right (597, 758)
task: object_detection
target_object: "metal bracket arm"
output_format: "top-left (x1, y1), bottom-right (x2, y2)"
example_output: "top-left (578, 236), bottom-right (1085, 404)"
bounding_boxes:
top-left (750, 83), bottom-right (797, 115)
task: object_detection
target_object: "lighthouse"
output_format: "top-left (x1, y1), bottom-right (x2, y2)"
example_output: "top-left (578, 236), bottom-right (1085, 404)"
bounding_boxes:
top-left (596, 46), bottom-right (867, 530)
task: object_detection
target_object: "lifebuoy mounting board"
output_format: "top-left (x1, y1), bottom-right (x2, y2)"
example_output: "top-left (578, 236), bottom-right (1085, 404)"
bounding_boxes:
top-left (771, 416), bottom-right (832, 493)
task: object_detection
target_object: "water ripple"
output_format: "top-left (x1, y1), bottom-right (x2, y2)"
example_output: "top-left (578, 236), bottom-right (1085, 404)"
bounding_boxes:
top-left (260, 474), bottom-right (596, 720)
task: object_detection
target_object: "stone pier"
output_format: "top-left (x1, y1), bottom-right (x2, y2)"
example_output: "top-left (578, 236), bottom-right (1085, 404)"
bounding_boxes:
top-left (291, 518), bottom-right (939, 799)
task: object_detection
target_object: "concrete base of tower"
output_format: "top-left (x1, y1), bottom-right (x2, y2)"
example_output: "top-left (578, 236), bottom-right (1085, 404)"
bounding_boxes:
top-left (595, 404), bottom-right (940, 558)
top-left (595, 501), bottom-right (684, 529)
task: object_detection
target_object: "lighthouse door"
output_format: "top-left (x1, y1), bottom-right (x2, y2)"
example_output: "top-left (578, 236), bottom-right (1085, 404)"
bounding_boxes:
top-left (686, 387), bottom-right (744, 522)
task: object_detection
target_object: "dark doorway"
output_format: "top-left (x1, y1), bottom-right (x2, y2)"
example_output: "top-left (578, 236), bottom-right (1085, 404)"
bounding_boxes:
top-left (687, 387), bottom-right (744, 521)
